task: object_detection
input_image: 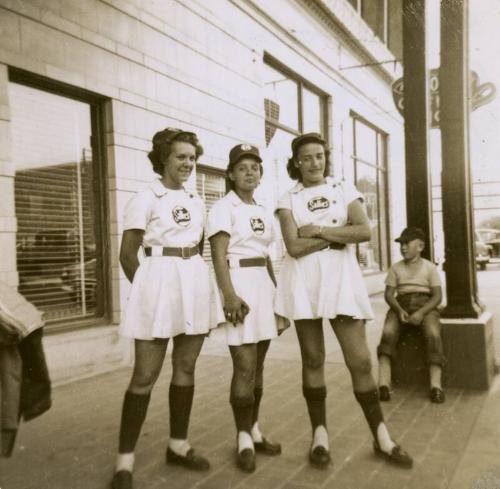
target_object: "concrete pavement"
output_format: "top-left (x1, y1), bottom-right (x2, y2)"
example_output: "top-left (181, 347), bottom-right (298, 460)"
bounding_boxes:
top-left (1, 262), bottom-right (499, 489)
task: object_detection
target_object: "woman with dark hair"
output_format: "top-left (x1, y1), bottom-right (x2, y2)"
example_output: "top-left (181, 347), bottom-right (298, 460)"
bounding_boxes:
top-left (207, 144), bottom-right (285, 473)
top-left (111, 128), bottom-right (224, 489)
top-left (274, 133), bottom-right (413, 470)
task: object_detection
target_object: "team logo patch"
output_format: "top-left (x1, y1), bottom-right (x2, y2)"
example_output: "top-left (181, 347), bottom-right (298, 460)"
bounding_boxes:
top-left (241, 144), bottom-right (252, 151)
top-left (250, 217), bottom-right (265, 235)
top-left (172, 206), bottom-right (191, 227)
top-left (307, 196), bottom-right (330, 212)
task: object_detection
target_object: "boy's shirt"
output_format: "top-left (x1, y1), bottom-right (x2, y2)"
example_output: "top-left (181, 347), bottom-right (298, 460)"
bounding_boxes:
top-left (385, 258), bottom-right (442, 296)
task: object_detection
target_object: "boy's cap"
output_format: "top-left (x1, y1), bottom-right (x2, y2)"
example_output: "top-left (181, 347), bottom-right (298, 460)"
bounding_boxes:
top-left (152, 127), bottom-right (196, 145)
top-left (228, 144), bottom-right (262, 166)
top-left (395, 227), bottom-right (426, 243)
top-left (291, 132), bottom-right (325, 154)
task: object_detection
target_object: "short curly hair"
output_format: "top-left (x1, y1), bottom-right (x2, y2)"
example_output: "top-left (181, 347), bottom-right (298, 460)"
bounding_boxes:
top-left (147, 129), bottom-right (203, 176)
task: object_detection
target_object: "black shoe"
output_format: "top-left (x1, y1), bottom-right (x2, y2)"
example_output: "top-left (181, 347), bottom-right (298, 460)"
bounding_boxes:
top-left (309, 445), bottom-right (332, 469)
top-left (379, 385), bottom-right (391, 402)
top-left (236, 448), bottom-right (256, 473)
top-left (373, 441), bottom-right (413, 469)
top-left (254, 437), bottom-right (282, 456)
top-left (166, 447), bottom-right (210, 471)
top-left (110, 470), bottom-right (132, 489)
top-left (430, 387), bottom-right (445, 404)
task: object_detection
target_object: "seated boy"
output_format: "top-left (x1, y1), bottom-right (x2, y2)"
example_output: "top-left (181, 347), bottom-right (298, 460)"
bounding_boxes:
top-left (377, 227), bottom-right (445, 404)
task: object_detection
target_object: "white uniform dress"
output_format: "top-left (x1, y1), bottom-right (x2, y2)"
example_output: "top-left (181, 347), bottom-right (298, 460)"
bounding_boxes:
top-left (120, 179), bottom-right (224, 340)
top-left (274, 177), bottom-right (374, 321)
top-left (207, 191), bottom-right (285, 345)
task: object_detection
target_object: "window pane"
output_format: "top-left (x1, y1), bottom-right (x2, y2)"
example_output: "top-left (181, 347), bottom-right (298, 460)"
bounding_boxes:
top-left (361, 0), bottom-right (386, 41)
top-left (302, 88), bottom-right (322, 134)
top-left (196, 168), bottom-right (226, 264)
top-left (354, 120), bottom-right (377, 164)
top-left (356, 162), bottom-right (381, 271)
top-left (263, 64), bottom-right (299, 130)
top-left (10, 83), bottom-right (99, 325)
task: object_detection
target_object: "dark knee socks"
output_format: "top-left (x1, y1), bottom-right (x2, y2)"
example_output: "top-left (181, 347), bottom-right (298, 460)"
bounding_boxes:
top-left (354, 389), bottom-right (384, 442)
top-left (118, 391), bottom-right (151, 453)
top-left (303, 386), bottom-right (327, 431)
top-left (230, 394), bottom-right (254, 434)
top-left (252, 387), bottom-right (263, 425)
top-left (169, 384), bottom-right (194, 439)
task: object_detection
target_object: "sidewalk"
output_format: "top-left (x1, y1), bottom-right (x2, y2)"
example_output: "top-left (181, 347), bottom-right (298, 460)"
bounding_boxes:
top-left (1, 266), bottom-right (499, 489)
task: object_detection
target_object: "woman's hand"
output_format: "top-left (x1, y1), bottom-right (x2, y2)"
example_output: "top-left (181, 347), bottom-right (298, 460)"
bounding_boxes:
top-left (223, 294), bottom-right (250, 326)
top-left (298, 224), bottom-right (321, 239)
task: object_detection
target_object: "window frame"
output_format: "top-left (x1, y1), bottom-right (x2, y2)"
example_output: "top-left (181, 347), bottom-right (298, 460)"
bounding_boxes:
top-left (8, 67), bottom-right (111, 333)
top-left (264, 54), bottom-right (329, 141)
top-left (351, 112), bottom-right (391, 273)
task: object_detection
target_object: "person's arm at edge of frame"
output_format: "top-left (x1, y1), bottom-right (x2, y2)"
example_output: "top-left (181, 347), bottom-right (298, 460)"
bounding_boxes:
top-left (209, 231), bottom-right (249, 325)
top-left (407, 286), bottom-right (443, 325)
top-left (384, 285), bottom-right (409, 323)
top-left (119, 229), bottom-right (144, 283)
top-left (277, 209), bottom-right (330, 258)
top-left (298, 199), bottom-right (371, 244)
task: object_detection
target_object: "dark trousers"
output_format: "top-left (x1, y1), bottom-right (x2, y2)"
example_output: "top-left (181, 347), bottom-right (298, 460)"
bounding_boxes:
top-left (377, 293), bottom-right (445, 366)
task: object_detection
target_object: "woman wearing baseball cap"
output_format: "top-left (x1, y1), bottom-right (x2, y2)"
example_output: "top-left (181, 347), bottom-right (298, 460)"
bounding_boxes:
top-left (111, 128), bottom-right (224, 489)
top-left (207, 143), bottom-right (286, 472)
top-left (274, 133), bottom-right (413, 470)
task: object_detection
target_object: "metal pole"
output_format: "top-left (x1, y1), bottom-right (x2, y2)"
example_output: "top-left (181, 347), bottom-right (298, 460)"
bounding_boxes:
top-left (440, 0), bottom-right (482, 318)
top-left (402, 0), bottom-right (434, 261)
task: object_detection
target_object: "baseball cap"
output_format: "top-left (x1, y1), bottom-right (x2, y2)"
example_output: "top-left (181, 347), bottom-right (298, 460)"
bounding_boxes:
top-left (291, 132), bottom-right (326, 154)
top-left (228, 144), bottom-right (262, 166)
top-left (395, 227), bottom-right (426, 243)
top-left (152, 127), bottom-right (197, 146)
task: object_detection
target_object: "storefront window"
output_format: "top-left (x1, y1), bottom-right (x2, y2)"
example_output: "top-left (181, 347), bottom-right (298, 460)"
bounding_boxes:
top-left (9, 80), bottom-right (107, 327)
top-left (352, 116), bottom-right (389, 272)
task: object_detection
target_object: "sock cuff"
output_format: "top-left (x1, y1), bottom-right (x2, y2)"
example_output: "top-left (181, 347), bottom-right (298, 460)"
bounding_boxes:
top-left (303, 385), bottom-right (327, 400)
top-left (169, 384), bottom-right (194, 395)
top-left (230, 394), bottom-right (254, 407)
top-left (354, 389), bottom-right (379, 403)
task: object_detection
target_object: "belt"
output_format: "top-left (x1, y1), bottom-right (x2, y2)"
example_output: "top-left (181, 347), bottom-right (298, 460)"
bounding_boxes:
top-left (228, 257), bottom-right (267, 268)
top-left (144, 245), bottom-right (200, 259)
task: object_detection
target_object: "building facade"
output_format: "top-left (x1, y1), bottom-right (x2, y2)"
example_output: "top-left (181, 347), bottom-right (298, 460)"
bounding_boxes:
top-left (0, 0), bottom-right (407, 383)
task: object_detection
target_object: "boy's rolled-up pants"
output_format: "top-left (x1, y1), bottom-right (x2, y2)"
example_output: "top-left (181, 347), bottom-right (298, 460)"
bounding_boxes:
top-left (377, 293), bottom-right (445, 366)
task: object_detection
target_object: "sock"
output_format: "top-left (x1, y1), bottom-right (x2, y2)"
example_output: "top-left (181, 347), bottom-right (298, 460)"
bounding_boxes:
top-left (430, 364), bottom-right (442, 389)
top-left (303, 386), bottom-right (327, 432)
top-left (251, 422), bottom-right (263, 443)
top-left (168, 438), bottom-right (191, 457)
top-left (237, 431), bottom-right (254, 453)
top-left (169, 384), bottom-right (194, 440)
top-left (312, 425), bottom-right (329, 450)
top-left (354, 389), bottom-right (394, 453)
top-left (230, 394), bottom-right (254, 441)
top-left (118, 391), bottom-right (151, 453)
top-left (252, 387), bottom-right (263, 426)
top-left (116, 453), bottom-right (135, 473)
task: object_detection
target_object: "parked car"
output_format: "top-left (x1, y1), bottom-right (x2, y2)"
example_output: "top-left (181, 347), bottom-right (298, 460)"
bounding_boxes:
top-left (475, 230), bottom-right (492, 270)
top-left (477, 228), bottom-right (500, 258)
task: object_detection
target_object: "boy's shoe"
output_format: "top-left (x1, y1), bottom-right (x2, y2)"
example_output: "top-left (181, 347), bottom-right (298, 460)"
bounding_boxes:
top-left (379, 385), bottom-right (391, 402)
top-left (430, 387), bottom-right (445, 404)
top-left (236, 448), bottom-right (256, 473)
top-left (254, 437), bottom-right (282, 455)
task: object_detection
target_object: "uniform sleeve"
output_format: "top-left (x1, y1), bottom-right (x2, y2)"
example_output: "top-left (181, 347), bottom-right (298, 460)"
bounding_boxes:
top-left (385, 265), bottom-right (398, 287)
top-left (428, 263), bottom-right (442, 287)
top-left (276, 191), bottom-right (292, 212)
top-left (123, 190), bottom-right (153, 231)
top-left (342, 181), bottom-right (364, 205)
top-left (206, 199), bottom-right (232, 239)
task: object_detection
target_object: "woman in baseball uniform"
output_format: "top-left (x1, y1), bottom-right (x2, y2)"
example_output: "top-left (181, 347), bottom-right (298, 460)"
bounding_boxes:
top-left (207, 144), bottom-right (284, 473)
top-left (111, 128), bottom-right (224, 489)
top-left (274, 133), bottom-right (413, 470)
